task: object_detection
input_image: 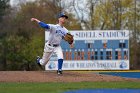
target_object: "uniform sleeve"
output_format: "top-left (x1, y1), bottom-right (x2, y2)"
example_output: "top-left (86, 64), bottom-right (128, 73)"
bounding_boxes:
top-left (64, 27), bottom-right (69, 35)
top-left (38, 22), bottom-right (50, 29)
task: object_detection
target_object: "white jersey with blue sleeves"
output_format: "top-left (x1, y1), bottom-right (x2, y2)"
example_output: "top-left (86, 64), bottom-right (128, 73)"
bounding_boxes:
top-left (38, 21), bottom-right (68, 45)
top-left (46, 24), bottom-right (68, 45)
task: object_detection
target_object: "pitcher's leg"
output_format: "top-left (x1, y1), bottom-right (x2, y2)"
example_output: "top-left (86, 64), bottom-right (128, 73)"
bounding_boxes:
top-left (57, 58), bottom-right (63, 71)
top-left (55, 46), bottom-right (63, 74)
top-left (37, 43), bottom-right (54, 66)
top-left (39, 51), bottom-right (52, 65)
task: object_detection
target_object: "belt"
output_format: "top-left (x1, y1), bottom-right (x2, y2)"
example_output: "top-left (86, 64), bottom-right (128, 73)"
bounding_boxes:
top-left (48, 44), bottom-right (59, 47)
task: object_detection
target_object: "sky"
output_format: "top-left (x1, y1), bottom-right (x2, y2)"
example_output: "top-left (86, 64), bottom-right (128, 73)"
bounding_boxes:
top-left (10, 0), bottom-right (35, 6)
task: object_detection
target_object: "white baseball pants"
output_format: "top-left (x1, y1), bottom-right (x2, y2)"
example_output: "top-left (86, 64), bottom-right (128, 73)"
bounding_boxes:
top-left (39, 43), bottom-right (63, 65)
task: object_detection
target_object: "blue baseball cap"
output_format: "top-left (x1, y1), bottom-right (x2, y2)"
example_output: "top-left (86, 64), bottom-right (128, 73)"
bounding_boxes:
top-left (58, 13), bottom-right (68, 19)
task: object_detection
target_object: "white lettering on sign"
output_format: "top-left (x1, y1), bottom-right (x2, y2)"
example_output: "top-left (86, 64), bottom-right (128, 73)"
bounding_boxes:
top-left (72, 30), bottom-right (129, 40)
top-left (45, 60), bottom-right (129, 70)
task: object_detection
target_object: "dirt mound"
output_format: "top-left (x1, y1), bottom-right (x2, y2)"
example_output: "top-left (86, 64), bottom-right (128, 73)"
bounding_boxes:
top-left (0, 71), bottom-right (139, 82)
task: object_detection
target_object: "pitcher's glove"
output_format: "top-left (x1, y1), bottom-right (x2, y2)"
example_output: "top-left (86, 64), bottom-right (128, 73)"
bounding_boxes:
top-left (64, 33), bottom-right (74, 44)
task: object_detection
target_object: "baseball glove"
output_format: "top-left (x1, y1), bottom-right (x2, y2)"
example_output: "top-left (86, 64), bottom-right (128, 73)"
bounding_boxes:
top-left (64, 33), bottom-right (74, 44)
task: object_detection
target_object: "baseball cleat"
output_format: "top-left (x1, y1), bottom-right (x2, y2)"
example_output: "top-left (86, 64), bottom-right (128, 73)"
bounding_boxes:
top-left (36, 56), bottom-right (43, 69)
top-left (57, 70), bottom-right (62, 75)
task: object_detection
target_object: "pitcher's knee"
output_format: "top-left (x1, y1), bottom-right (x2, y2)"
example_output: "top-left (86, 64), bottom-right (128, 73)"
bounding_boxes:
top-left (40, 59), bottom-right (49, 65)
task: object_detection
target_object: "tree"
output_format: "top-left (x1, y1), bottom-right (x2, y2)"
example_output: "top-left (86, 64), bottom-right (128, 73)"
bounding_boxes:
top-left (0, 0), bottom-right (9, 21)
top-left (64, 0), bottom-right (140, 69)
top-left (0, 0), bottom-right (81, 70)
top-left (0, 0), bottom-right (10, 70)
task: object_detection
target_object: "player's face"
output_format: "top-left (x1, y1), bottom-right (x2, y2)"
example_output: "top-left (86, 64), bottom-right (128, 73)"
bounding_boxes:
top-left (58, 17), bottom-right (67, 24)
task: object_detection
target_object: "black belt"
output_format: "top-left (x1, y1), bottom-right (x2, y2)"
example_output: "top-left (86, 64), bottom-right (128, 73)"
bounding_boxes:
top-left (48, 44), bottom-right (59, 47)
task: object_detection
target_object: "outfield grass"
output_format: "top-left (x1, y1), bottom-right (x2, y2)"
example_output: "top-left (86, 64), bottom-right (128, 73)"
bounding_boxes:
top-left (0, 82), bottom-right (140, 93)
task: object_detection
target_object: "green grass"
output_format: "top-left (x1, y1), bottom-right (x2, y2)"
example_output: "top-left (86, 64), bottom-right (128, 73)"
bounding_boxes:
top-left (0, 82), bottom-right (140, 93)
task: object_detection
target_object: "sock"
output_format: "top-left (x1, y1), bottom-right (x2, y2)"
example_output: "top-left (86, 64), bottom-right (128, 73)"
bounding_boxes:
top-left (58, 59), bottom-right (63, 71)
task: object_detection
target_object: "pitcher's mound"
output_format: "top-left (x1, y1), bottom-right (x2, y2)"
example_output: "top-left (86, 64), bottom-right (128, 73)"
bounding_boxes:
top-left (0, 71), bottom-right (139, 82)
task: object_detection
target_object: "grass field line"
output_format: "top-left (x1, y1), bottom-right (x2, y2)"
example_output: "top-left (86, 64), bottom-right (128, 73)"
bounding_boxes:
top-left (0, 82), bottom-right (140, 93)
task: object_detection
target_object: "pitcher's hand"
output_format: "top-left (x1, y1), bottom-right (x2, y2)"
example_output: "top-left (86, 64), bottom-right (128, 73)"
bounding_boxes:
top-left (31, 18), bottom-right (40, 22)
top-left (70, 43), bottom-right (74, 48)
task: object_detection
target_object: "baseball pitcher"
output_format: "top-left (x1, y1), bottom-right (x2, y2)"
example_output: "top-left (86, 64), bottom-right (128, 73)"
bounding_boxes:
top-left (31, 13), bottom-right (74, 75)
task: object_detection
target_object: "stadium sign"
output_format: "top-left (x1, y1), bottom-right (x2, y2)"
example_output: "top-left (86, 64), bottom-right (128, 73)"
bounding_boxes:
top-left (45, 30), bottom-right (129, 70)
